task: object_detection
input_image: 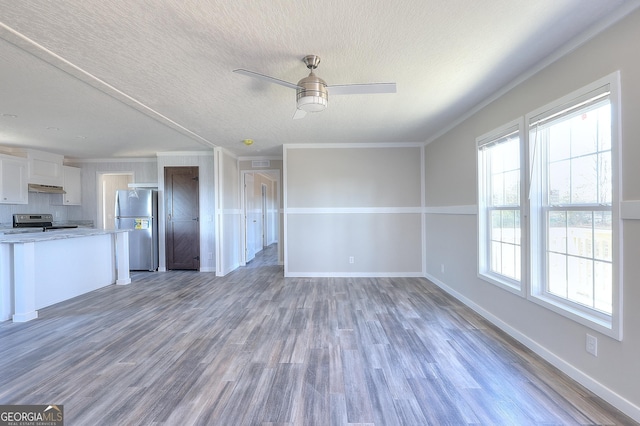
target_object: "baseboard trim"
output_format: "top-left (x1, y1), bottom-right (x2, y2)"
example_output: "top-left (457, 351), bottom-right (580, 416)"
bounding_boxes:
top-left (12, 311), bottom-right (38, 322)
top-left (424, 272), bottom-right (640, 423)
top-left (284, 271), bottom-right (424, 278)
top-left (216, 263), bottom-right (240, 277)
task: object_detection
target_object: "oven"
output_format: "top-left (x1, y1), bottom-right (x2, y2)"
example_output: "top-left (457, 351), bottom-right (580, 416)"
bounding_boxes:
top-left (13, 214), bottom-right (78, 232)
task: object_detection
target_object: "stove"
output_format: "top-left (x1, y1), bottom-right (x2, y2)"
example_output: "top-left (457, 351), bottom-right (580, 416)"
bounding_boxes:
top-left (13, 214), bottom-right (78, 231)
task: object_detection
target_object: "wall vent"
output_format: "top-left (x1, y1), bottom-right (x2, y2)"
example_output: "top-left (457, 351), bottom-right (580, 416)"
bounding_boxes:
top-left (252, 160), bottom-right (270, 168)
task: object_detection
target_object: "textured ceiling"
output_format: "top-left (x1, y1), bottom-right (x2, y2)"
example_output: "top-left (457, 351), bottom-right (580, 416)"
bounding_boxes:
top-left (0, 0), bottom-right (637, 159)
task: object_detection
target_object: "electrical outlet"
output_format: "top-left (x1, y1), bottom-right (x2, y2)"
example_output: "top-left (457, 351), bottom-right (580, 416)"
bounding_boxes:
top-left (349, 256), bottom-right (354, 264)
top-left (441, 264), bottom-right (445, 273)
top-left (586, 334), bottom-right (598, 357)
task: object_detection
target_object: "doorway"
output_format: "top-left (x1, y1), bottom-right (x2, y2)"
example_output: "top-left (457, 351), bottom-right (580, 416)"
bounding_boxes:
top-left (165, 166), bottom-right (200, 270)
top-left (241, 170), bottom-right (279, 266)
top-left (262, 183), bottom-right (268, 248)
top-left (244, 173), bottom-right (258, 263)
top-left (98, 173), bottom-right (133, 229)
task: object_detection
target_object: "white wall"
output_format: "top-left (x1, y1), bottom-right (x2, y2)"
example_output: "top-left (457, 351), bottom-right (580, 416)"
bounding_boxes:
top-left (423, 9), bottom-right (640, 420)
top-left (284, 144), bottom-right (424, 277)
top-left (72, 158), bottom-right (158, 225)
top-left (215, 148), bottom-right (242, 275)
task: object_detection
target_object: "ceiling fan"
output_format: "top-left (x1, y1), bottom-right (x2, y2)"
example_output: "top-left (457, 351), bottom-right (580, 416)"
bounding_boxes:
top-left (233, 55), bottom-right (396, 119)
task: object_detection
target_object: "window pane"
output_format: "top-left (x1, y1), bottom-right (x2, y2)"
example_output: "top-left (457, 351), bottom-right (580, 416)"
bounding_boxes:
top-left (598, 151), bottom-right (612, 204)
top-left (491, 173), bottom-right (504, 206)
top-left (571, 154), bottom-right (598, 204)
top-left (489, 209), bottom-right (521, 280)
top-left (594, 261), bottom-right (612, 313)
top-left (548, 123), bottom-right (571, 161)
top-left (491, 241), bottom-right (502, 273)
top-left (569, 114), bottom-right (599, 157)
top-left (501, 243), bottom-right (516, 279)
top-left (531, 82), bottom-right (616, 323)
top-left (501, 210), bottom-right (515, 244)
top-left (548, 211), bottom-right (567, 254)
top-left (490, 144), bottom-right (505, 173)
top-left (594, 211), bottom-right (612, 261)
top-left (597, 104), bottom-right (612, 152)
top-left (479, 127), bottom-right (521, 287)
top-left (567, 256), bottom-right (593, 307)
top-left (491, 210), bottom-right (502, 241)
top-left (548, 252), bottom-right (567, 297)
top-left (567, 211), bottom-right (593, 257)
top-left (504, 170), bottom-right (520, 206)
top-left (549, 159), bottom-right (570, 205)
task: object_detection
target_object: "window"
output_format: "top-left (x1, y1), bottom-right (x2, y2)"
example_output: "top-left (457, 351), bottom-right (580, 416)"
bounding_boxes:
top-left (528, 73), bottom-right (620, 338)
top-left (476, 72), bottom-right (621, 339)
top-left (477, 120), bottom-right (525, 294)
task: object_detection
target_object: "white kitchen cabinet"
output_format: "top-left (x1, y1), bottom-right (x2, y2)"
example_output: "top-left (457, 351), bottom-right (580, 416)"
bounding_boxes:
top-left (27, 150), bottom-right (63, 186)
top-left (0, 154), bottom-right (28, 204)
top-left (61, 165), bottom-right (82, 205)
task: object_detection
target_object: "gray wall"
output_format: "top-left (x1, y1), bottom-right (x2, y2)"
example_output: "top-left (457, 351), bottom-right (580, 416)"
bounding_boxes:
top-left (424, 9), bottom-right (640, 418)
top-left (284, 144), bottom-right (423, 276)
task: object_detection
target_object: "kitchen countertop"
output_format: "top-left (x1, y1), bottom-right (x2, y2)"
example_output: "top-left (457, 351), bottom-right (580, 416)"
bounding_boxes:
top-left (0, 220), bottom-right (95, 234)
top-left (0, 228), bottom-right (129, 244)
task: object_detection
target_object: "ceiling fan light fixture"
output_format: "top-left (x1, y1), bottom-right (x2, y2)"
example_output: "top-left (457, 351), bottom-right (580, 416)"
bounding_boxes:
top-left (297, 95), bottom-right (327, 112)
top-left (296, 73), bottom-right (328, 113)
top-left (234, 54), bottom-right (396, 119)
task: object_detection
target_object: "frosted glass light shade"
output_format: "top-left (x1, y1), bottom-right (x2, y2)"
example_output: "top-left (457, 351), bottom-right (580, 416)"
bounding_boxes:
top-left (297, 95), bottom-right (327, 112)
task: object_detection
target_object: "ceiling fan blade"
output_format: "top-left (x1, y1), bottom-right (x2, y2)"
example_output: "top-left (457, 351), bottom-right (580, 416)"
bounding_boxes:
top-left (293, 108), bottom-right (307, 120)
top-left (328, 82), bottom-right (397, 95)
top-left (233, 69), bottom-right (300, 90)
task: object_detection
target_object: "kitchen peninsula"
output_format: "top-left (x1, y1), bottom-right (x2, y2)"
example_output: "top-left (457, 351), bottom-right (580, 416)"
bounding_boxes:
top-left (0, 228), bottom-right (131, 322)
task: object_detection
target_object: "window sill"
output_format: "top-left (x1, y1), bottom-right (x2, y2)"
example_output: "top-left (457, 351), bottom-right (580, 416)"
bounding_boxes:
top-left (529, 292), bottom-right (621, 341)
top-left (478, 271), bottom-right (525, 297)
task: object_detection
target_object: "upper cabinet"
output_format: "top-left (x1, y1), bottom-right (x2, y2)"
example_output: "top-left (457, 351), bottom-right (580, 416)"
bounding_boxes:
top-left (27, 150), bottom-right (63, 186)
top-left (0, 154), bottom-right (28, 204)
top-left (61, 165), bottom-right (81, 205)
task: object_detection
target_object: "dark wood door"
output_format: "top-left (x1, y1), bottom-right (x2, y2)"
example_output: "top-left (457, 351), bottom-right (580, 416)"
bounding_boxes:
top-left (165, 166), bottom-right (200, 270)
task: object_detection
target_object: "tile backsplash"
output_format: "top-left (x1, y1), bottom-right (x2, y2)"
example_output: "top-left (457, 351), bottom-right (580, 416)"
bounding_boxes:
top-left (0, 192), bottom-right (84, 227)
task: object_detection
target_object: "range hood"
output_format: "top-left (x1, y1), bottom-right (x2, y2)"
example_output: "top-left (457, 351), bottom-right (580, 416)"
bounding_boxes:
top-left (28, 183), bottom-right (66, 194)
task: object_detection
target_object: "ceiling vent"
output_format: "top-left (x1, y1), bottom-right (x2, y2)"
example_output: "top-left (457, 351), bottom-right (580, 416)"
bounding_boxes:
top-left (252, 160), bottom-right (270, 168)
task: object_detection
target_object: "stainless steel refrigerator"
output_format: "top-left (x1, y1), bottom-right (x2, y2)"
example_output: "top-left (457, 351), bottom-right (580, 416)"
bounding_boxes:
top-left (115, 189), bottom-right (159, 271)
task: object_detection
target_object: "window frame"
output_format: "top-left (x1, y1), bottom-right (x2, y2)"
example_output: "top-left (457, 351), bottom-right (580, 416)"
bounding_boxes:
top-left (526, 72), bottom-right (622, 340)
top-left (475, 72), bottom-right (622, 340)
top-left (477, 118), bottom-right (527, 296)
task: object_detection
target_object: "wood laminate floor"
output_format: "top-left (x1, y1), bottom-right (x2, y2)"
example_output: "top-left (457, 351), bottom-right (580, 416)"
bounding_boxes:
top-left (0, 244), bottom-right (636, 425)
